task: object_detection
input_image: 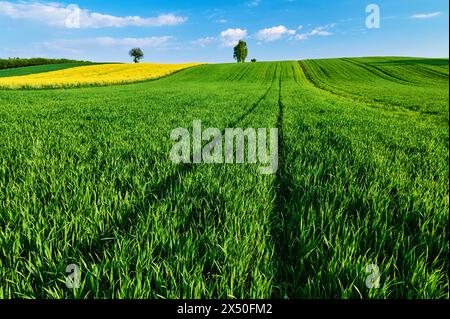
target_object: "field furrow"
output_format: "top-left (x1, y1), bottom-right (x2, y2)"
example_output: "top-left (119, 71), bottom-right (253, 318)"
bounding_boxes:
top-left (0, 58), bottom-right (448, 299)
top-left (300, 58), bottom-right (449, 116)
top-left (272, 61), bottom-right (448, 298)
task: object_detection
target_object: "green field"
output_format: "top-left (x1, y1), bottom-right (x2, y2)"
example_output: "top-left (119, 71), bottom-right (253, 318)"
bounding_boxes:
top-left (0, 57), bottom-right (448, 299)
top-left (0, 62), bottom-right (95, 78)
top-left (0, 58), bottom-right (90, 71)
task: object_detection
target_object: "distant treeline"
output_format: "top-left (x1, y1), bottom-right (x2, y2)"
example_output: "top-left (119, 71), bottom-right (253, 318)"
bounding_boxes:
top-left (0, 58), bottom-right (90, 70)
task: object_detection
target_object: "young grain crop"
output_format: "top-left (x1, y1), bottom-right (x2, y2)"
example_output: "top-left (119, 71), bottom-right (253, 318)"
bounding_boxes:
top-left (0, 58), bottom-right (448, 299)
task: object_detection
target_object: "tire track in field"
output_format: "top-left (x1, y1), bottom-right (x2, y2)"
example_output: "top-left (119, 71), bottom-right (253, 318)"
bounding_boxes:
top-left (270, 62), bottom-right (355, 297)
top-left (224, 63), bottom-right (252, 82)
top-left (342, 58), bottom-right (411, 85)
top-left (271, 62), bottom-right (357, 297)
top-left (406, 64), bottom-right (449, 80)
top-left (271, 63), bottom-right (294, 298)
top-left (229, 64), bottom-right (279, 127)
top-left (298, 60), bottom-right (380, 105)
top-left (298, 60), bottom-right (353, 99)
top-left (77, 64), bottom-right (280, 264)
top-left (298, 61), bottom-right (429, 115)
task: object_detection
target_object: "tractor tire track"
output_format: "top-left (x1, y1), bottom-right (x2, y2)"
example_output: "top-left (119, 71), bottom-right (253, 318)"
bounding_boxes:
top-left (342, 58), bottom-right (411, 85)
top-left (77, 64), bottom-right (281, 265)
top-left (297, 61), bottom-right (429, 115)
top-left (271, 64), bottom-right (292, 298)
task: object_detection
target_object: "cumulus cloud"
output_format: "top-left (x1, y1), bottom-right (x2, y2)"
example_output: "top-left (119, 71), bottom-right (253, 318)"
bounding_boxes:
top-left (295, 23), bottom-right (335, 41)
top-left (192, 37), bottom-right (216, 47)
top-left (255, 25), bottom-right (296, 42)
top-left (220, 28), bottom-right (247, 47)
top-left (309, 29), bottom-right (333, 36)
top-left (248, 0), bottom-right (261, 7)
top-left (411, 12), bottom-right (441, 19)
top-left (295, 33), bottom-right (309, 41)
top-left (0, 1), bottom-right (187, 28)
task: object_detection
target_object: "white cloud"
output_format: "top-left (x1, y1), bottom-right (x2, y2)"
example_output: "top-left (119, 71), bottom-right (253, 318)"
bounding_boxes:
top-left (255, 25), bottom-right (296, 42)
top-left (248, 0), bottom-right (261, 7)
top-left (216, 19), bottom-right (227, 24)
top-left (220, 28), bottom-right (247, 47)
top-left (0, 1), bottom-right (187, 28)
top-left (95, 37), bottom-right (174, 48)
top-left (43, 36), bottom-right (174, 51)
top-left (192, 37), bottom-right (216, 47)
top-left (295, 23), bottom-right (335, 41)
top-left (295, 34), bottom-right (308, 40)
top-left (411, 12), bottom-right (441, 19)
top-left (309, 29), bottom-right (333, 36)
top-left (27, 36), bottom-right (176, 61)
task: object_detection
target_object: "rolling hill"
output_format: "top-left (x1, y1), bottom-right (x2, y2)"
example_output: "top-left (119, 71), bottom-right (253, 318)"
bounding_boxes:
top-left (0, 57), bottom-right (448, 299)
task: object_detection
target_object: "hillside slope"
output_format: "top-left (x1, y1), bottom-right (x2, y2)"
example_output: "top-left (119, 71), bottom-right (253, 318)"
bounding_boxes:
top-left (0, 58), bottom-right (448, 299)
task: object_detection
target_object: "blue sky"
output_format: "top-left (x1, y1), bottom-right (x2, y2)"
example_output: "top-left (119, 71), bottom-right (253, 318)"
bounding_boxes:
top-left (0, 0), bottom-right (448, 62)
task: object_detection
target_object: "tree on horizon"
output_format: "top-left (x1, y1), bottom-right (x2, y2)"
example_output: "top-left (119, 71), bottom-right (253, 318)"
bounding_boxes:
top-left (129, 48), bottom-right (144, 63)
top-left (233, 40), bottom-right (248, 63)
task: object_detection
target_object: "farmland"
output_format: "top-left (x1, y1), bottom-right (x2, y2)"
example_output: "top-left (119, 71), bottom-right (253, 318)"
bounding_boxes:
top-left (0, 63), bottom-right (202, 89)
top-left (0, 63), bottom-right (94, 78)
top-left (0, 58), bottom-right (448, 299)
top-left (0, 58), bottom-right (89, 70)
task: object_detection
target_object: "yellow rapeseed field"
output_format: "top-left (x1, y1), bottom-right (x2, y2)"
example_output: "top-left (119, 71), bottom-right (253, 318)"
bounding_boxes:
top-left (0, 63), bottom-right (202, 89)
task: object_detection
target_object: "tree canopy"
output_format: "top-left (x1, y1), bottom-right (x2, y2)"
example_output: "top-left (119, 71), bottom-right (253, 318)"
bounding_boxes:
top-left (129, 48), bottom-right (144, 63)
top-left (233, 40), bottom-right (248, 63)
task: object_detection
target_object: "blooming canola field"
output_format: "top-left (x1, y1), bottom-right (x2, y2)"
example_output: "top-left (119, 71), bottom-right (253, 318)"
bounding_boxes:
top-left (0, 63), bottom-right (202, 89)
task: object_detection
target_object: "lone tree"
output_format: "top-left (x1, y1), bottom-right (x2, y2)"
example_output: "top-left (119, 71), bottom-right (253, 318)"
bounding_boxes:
top-left (233, 40), bottom-right (248, 63)
top-left (129, 48), bottom-right (144, 63)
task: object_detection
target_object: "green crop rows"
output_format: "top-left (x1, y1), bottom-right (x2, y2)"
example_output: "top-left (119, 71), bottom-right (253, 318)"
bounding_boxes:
top-left (0, 62), bottom-right (95, 78)
top-left (0, 58), bottom-right (448, 298)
